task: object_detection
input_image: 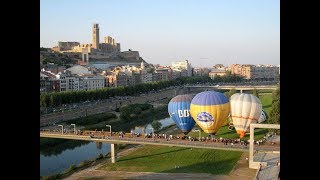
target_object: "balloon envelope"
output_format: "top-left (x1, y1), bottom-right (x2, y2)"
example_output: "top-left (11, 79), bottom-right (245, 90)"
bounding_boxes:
top-left (168, 94), bottom-right (195, 135)
top-left (230, 93), bottom-right (262, 138)
top-left (258, 109), bottom-right (268, 123)
top-left (190, 91), bottom-right (230, 135)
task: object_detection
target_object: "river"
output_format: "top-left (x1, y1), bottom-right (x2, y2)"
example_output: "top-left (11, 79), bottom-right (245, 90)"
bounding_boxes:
top-left (40, 117), bottom-right (174, 176)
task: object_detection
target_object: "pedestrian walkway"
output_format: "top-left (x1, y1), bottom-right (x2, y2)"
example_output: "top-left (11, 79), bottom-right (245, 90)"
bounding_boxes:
top-left (257, 165), bottom-right (280, 180)
top-left (254, 152), bottom-right (280, 165)
top-left (254, 152), bottom-right (280, 180)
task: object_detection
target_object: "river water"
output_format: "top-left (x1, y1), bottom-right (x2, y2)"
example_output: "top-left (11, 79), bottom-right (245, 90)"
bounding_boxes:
top-left (40, 117), bottom-right (174, 176)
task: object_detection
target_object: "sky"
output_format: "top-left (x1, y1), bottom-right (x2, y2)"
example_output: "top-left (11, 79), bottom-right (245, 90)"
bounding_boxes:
top-left (40, 0), bottom-right (280, 67)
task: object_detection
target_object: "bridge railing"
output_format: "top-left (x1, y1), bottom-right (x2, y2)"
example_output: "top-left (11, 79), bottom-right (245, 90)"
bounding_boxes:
top-left (40, 132), bottom-right (251, 150)
top-left (40, 131), bottom-right (279, 152)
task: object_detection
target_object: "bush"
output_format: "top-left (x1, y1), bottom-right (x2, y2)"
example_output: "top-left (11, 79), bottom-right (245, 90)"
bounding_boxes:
top-left (96, 153), bottom-right (104, 160)
top-left (41, 173), bottom-right (62, 180)
top-left (120, 104), bottom-right (153, 122)
top-left (151, 120), bottom-right (162, 132)
top-left (78, 160), bottom-right (91, 168)
top-left (64, 164), bottom-right (76, 173)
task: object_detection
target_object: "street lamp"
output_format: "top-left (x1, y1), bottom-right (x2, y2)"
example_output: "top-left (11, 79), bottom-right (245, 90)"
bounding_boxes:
top-left (58, 125), bottom-right (64, 134)
top-left (71, 124), bottom-right (76, 134)
top-left (106, 125), bottom-right (112, 136)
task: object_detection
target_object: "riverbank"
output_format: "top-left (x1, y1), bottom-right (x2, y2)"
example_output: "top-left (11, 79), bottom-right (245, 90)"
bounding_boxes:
top-left (61, 124), bottom-right (256, 180)
top-left (65, 148), bottom-right (256, 180)
top-left (55, 125), bottom-right (176, 180)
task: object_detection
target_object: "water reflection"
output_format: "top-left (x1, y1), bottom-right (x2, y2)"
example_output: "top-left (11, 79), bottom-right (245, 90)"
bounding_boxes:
top-left (40, 140), bottom-right (90, 157)
top-left (40, 117), bottom-right (174, 176)
top-left (96, 142), bottom-right (102, 149)
top-left (40, 142), bottom-right (110, 176)
top-left (131, 117), bottom-right (174, 134)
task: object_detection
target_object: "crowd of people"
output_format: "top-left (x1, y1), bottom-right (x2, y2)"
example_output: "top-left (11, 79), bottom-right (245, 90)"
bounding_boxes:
top-left (42, 128), bottom-right (278, 148)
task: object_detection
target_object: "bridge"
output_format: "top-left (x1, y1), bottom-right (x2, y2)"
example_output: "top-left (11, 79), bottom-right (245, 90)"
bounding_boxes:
top-left (183, 85), bottom-right (277, 93)
top-left (40, 130), bottom-right (279, 164)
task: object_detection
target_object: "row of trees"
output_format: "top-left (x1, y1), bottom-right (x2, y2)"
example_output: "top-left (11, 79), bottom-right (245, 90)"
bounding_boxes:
top-left (268, 82), bottom-right (280, 126)
top-left (40, 75), bottom-right (245, 108)
top-left (214, 73), bottom-right (244, 83)
top-left (40, 76), bottom-right (207, 107)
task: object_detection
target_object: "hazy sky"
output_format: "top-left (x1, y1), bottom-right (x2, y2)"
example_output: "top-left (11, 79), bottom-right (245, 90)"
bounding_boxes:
top-left (40, 0), bottom-right (280, 67)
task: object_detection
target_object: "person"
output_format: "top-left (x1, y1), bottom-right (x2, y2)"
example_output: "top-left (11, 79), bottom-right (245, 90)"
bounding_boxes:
top-left (276, 160), bottom-right (280, 166)
top-left (259, 163), bottom-right (262, 171)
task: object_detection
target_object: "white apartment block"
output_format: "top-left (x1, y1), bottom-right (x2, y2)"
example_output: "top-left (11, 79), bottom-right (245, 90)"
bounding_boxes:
top-left (81, 75), bottom-right (106, 91)
top-left (59, 73), bottom-right (105, 92)
top-left (172, 60), bottom-right (192, 77)
top-left (141, 73), bottom-right (153, 83)
top-left (59, 75), bottom-right (80, 92)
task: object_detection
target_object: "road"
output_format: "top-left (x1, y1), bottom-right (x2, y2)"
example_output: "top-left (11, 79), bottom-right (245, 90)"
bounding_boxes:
top-left (40, 88), bottom-right (180, 127)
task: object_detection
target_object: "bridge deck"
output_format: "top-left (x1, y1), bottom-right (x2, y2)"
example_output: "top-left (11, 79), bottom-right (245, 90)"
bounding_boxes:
top-left (40, 133), bottom-right (279, 152)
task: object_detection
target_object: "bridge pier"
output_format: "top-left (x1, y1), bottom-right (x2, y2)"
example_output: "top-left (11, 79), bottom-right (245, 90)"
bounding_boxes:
top-left (240, 89), bottom-right (243, 93)
top-left (249, 125), bottom-right (256, 169)
top-left (111, 143), bottom-right (117, 163)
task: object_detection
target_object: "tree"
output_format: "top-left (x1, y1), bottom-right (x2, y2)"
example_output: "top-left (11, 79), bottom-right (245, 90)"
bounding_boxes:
top-left (252, 88), bottom-right (259, 98)
top-left (151, 120), bottom-right (162, 132)
top-left (224, 88), bottom-right (237, 99)
top-left (268, 83), bottom-right (280, 132)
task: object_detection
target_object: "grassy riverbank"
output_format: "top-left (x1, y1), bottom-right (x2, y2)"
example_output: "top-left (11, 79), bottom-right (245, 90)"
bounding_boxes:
top-left (99, 145), bottom-right (242, 174)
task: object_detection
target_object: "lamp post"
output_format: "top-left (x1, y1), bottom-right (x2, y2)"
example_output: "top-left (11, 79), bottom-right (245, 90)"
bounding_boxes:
top-left (58, 125), bottom-right (64, 134)
top-left (106, 125), bottom-right (112, 136)
top-left (71, 124), bottom-right (76, 134)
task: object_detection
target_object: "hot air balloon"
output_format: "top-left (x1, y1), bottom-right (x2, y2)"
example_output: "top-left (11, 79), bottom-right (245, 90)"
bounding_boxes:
top-left (168, 94), bottom-right (195, 135)
top-left (258, 109), bottom-right (268, 123)
top-left (230, 93), bottom-right (262, 138)
top-left (190, 91), bottom-right (230, 135)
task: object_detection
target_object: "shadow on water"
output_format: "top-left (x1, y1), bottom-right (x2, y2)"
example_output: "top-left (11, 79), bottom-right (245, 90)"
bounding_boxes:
top-left (118, 148), bottom-right (190, 162)
top-left (40, 138), bottom-right (90, 156)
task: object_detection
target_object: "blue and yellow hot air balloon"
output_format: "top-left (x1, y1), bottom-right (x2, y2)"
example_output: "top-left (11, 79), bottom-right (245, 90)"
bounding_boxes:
top-left (168, 94), bottom-right (195, 135)
top-left (230, 93), bottom-right (262, 138)
top-left (190, 91), bottom-right (230, 135)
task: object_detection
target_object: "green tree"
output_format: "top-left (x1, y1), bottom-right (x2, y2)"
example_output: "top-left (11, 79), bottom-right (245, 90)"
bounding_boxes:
top-left (224, 88), bottom-right (237, 99)
top-left (252, 88), bottom-right (259, 98)
top-left (151, 120), bottom-right (162, 132)
top-left (268, 83), bottom-right (280, 132)
top-left (66, 164), bottom-right (76, 173)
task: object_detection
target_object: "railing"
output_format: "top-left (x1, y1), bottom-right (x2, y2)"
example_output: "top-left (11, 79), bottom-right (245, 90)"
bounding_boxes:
top-left (40, 131), bottom-right (279, 152)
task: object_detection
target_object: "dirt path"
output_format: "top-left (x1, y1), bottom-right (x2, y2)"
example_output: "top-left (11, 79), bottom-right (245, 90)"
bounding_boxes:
top-left (64, 146), bottom-right (257, 180)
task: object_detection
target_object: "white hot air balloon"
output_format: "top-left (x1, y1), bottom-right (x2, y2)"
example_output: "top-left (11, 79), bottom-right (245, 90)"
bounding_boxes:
top-left (258, 109), bottom-right (268, 123)
top-left (230, 93), bottom-right (262, 138)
